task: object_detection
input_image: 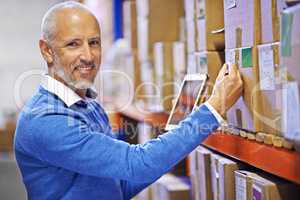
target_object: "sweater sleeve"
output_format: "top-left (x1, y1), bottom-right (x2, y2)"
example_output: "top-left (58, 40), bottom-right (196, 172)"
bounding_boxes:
top-left (25, 104), bottom-right (219, 186)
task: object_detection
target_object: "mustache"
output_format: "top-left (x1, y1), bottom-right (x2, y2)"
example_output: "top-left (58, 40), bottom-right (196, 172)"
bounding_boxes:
top-left (74, 62), bottom-right (96, 69)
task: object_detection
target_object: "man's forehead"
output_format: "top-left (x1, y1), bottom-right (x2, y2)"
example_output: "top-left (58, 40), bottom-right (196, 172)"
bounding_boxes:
top-left (54, 8), bottom-right (100, 38)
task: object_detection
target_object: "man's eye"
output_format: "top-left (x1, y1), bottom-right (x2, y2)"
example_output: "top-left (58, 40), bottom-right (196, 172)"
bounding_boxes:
top-left (66, 42), bottom-right (78, 47)
top-left (90, 40), bottom-right (100, 46)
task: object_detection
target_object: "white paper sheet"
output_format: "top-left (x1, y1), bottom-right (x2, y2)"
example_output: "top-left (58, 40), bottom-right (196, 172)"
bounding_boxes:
top-left (258, 44), bottom-right (275, 90)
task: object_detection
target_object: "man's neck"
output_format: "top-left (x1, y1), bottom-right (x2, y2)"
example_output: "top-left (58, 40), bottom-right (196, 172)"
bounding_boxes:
top-left (51, 73), bottom-right (87, 99)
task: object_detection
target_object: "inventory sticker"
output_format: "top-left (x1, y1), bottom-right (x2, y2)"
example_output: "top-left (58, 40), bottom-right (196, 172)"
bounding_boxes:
top-left (225, 49), bottom-right (236, 65)
top-left (197, 0), bottom-right (206, 19)
top-left (241, 47), bottom-right (252, 68)
top-left (236, 176), bottom-right (247, 200)
top-left (199, 56), bottom-right (208, 74)
top-left (258, 45), bottom-right (275, 90)
top-left (253, 184), bottom-right (262, 200)
top-left (281, 12), bottom-right (293, 57)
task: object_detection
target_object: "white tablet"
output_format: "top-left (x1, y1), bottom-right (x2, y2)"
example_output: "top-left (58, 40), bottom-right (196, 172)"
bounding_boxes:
top-left (165, 74), bottom-right (208, 130)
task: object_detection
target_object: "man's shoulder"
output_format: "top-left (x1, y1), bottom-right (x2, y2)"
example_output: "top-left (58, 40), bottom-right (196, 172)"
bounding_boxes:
top-left (21, 86), bottom-right (67, 116)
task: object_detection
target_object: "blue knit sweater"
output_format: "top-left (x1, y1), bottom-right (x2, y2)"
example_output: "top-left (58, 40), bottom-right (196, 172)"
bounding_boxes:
top-left (14, 86), bottom-right (219, 200)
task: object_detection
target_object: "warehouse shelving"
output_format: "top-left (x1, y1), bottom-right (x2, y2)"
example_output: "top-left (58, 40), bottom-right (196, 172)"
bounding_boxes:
top-left (109, 104), bottom-right (300, 185)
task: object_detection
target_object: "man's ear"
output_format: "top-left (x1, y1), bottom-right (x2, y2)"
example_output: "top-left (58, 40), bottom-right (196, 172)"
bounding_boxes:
top-left (39, 39), bottom-right (54, 64)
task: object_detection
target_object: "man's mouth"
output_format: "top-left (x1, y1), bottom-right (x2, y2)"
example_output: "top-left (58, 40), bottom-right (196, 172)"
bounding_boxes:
top-left (76, 65), bottom-right (95, 74)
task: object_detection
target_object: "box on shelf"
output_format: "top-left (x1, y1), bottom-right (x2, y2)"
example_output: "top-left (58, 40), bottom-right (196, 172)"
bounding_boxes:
top-left (211, 154), bottom-right (239, 200)
top-left (255, 42), bottom-right (284, 136)
top-left (280, 4), bottom-right (300, 148)
top-left (151, 174), bottom-right (190, 200)
top-left (186, 19), bottom-right (197, 53)
top-left (189, 146), bottom-right (213, 200)
top-left (136, 0), bottom-right (184, 61)
top-left (224, 0), bottom-right (261, 49)
top-left (123, 0), bottom-right (137, 49)
top-left (195, 0), bottom-right (225, 51)
top-left (260, 0), bottom-right (286, 44)
top-left (153, 42), bottom-right (175, 112)
top-left (225, 47), bottom-right (261, 132)
top-left (196, 146), bottom-right (213, 200)
top-left (172, 42), bottom-right (186, 77)
top-left (194, 51), bottom-right (224, 96)
top-left (235, 170), bottom-right (300, 200)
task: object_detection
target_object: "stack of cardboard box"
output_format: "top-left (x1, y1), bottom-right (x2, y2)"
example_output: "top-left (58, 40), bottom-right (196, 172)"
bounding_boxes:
top-left (189, 146), bottom-right (240, 200)
top-left (151, 174), bottom-right (190, 200)
top-left (224, 0), bottom-right (287, 138)
top-left (235, 170), bottom-right (300, 199)
top-left (280, 4), bottom-right (300, 149)
top-left (123, 0), bottom-right (185, 109)
top-left (184, 0), bottom-right (225, 98)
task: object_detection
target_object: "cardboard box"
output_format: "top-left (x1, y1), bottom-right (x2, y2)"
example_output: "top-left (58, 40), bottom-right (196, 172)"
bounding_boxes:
top-left (187, 53), bottom-right (197, 74)
top-left (196, 146), bottom-right (213, 200)
top-left (137, 187), bottom-right (153, 200)
top-left (260, 0), bottom-right (286, 44)
top-left (123, 0), bottom-right (137, 49)
top-left (173, 42), bottom-right (186, 77)
top-left (186, 19), bottom-right (197, 53)
top-left (235, 171), bottom-right (300, 200)
top-left (235, 171), bottom-right (253, 200)
top-left (224, 0), bottom-right (261, 49)
top-left (195, 0), bottom-right (225, 51)
top-left (189, 146), bottom-right (213, 200)
top-left (280, 4), bottom-right (300, 146)
top-left (225, 47), bottom-right (261, 132)
top-left (136, 0), bottom-right (184, 61)
top-left (184, 0), bottom-right (196, 21)
top-left (153, 42), bottom-right (175, 112)
top-left (256, 42), bottom-right (284, 136)
top-left (136, 61), bottom-right (156, 107)
top-left (211, 154), bottom-right (238, 200)
top-left (151, 174), bottom-right (190, 200)
top-left (194, 51), bottom-right (224, 95)
top-left (189, 150), bottom-right (200, 200)
top-left (0, 129), bottom-right (14, 151)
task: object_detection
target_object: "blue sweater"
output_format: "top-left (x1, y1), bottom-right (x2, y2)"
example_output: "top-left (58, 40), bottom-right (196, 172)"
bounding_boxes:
top-left (14, 86), bottom-right (219, 200)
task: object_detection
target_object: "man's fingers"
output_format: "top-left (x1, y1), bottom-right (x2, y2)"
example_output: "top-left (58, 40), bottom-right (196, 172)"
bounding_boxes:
top-left (216, 63), bottom-right (229, 80)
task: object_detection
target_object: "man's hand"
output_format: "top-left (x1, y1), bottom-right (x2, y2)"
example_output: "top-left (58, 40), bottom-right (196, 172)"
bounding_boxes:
top-left (207, 63), bottom-right (243, 117)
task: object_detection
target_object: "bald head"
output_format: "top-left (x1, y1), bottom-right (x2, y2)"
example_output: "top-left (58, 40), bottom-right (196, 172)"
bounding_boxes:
top-left (39, 1), bottom-right (102, 92)
top-left (41, 1), bottom-right (98, 42)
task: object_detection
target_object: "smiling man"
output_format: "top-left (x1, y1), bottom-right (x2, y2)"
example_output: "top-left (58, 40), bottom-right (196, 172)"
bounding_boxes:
top-left (14, 1), bottom-right (243, 200)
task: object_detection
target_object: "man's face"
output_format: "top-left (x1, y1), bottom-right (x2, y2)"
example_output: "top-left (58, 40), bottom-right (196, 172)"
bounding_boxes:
top-left (48, 9), bottom-right (101, 89)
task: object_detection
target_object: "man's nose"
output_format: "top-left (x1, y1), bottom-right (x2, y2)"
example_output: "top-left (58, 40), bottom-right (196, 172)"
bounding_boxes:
top-left (80, 43), bottom-right (93, 62)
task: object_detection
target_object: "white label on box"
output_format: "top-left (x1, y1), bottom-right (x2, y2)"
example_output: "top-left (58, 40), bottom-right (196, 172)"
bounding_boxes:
top-left (236, 176), bottom-right (247, 200)
top-left (136, 0), bottom-right (149, 17)
top-left (184, 0), bottom-right (195, 20)
top-left (258, 45), bottom-right (275, 90)
top-left (173, 42), bottom-right (186, 75)
top-left (282, 82), bottom-right (300, 141)
top-left (186, 20), bottom-right (196, 53)
top-left (225, 0), bottom-right (236, 10)
top-left (197, 0), bottom-right (205, 19)
top-left (226, 49), bottom-right (236, 64)
top-left (187, 54), bottom-right (197, 74)
top-left (197, 54), bottom-right (208, 74)
top-left (153, 43), bottom-right (164, 77)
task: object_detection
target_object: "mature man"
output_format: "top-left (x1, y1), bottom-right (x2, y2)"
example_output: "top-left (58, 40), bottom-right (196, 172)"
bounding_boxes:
top-left (14, 1), bottom-right (243, 200)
